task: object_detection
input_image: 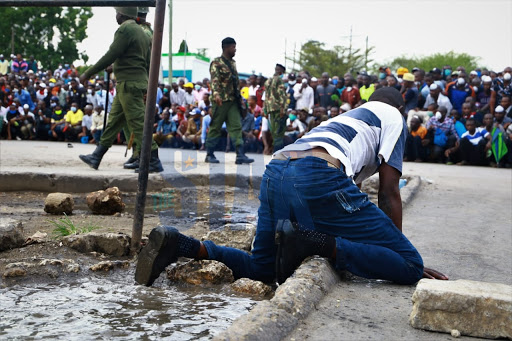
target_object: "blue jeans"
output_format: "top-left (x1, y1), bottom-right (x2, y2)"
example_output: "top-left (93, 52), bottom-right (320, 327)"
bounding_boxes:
top-left (203, 157), bottom-right (424, 284)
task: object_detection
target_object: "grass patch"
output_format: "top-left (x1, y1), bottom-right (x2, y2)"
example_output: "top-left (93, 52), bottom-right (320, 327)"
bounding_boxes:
top-left (49, 214), bottom-right (101, 237)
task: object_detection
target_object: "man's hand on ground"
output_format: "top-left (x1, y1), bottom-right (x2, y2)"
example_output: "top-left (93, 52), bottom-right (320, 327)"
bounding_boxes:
top-left (423, 267), bottom-right (449, 280)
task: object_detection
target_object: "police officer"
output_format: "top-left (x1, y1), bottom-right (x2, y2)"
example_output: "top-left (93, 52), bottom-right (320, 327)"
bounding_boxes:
top-left (264, 63), bottom-right (288, 152)
top-left (204, 37), bottom-right (253, 164)
top-left (79, 7), bottom-right (163, 173)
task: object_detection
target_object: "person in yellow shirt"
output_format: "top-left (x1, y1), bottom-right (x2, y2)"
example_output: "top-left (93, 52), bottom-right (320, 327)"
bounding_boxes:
top-left (64, 102), bottom-right (84, 142)
top-left (404, 115), bottom-right (428, 161)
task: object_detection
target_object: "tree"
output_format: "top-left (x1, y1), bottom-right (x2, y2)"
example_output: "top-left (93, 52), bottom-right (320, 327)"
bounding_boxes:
top-left (178, 40), bottom-right (189, 53)
top-left (0, 7), bottom-right (93, 70)
top-left (386, 52), bottom-right (481, 74)
top-left (287, 40), bottom-right (372, 78)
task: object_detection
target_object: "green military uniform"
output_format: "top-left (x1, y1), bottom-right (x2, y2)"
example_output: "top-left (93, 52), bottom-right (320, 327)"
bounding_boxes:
top-left (205, 57), bottom-right (243, 150)
top-left (83, 19), bottom-right (157, 154)
top-left (264, 75), bottom-right (288, 151)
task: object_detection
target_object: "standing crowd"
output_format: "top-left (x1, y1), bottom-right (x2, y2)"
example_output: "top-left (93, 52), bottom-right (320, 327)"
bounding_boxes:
top-left (1, 50), bottom-right (511, 167)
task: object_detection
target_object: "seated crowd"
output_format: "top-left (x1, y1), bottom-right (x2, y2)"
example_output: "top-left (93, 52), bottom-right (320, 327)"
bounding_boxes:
top-left (1, 52), bottom-right (511, 167)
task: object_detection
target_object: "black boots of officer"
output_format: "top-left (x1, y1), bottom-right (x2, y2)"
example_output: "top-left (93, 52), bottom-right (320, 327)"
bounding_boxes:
top-left (124, 155), bottom-right (139, 169)
top-left (135, 149), bottom-right (164, 173)
top-left (235, 145), bottom-right (254, 164)
top-left (79, 145), bottom-right (109, 170)
top-left (205, 147), bottom-right (219, 163)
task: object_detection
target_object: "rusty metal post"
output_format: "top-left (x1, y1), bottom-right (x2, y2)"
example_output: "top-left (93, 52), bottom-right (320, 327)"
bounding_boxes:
top-left (131, 0), bottom-right (167, 254)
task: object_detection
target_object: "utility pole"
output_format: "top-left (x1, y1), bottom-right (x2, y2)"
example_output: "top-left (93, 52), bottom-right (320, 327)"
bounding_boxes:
top-left (183, 32), bottom-right (187, 79)
top-left (284, 38), bottom-right (287, 71)
top-left (348, 25), bottom-right (353, 71)
top-left (365, 36), bottom-right (368, 70)
top-left (11, 27), bottom-right (15, 55)
top-left (168, 0), bottom-right (172, 84)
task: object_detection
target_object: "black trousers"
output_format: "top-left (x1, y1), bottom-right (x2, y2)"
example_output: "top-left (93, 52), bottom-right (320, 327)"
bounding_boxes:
top-left (405, 134), bottom-right (426, 161)
top-left (459, 138), bottom-right (487, 165)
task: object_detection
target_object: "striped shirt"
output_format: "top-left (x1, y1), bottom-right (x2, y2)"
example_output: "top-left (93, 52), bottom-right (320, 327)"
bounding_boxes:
top-left (460, 127), bottom-right (489, 146)
top-left (277, 101), bottom-right (407, 184)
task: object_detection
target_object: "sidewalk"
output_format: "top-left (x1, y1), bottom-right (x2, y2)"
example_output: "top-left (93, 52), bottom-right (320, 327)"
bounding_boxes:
top-left (283, 162), bottom-right (512, 340)
top-left (0, 140), bottom-right (272, 192)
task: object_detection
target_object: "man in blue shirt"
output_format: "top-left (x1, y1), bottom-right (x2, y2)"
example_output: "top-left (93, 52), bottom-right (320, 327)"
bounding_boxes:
top-left (153, 109), bottom-right (176, 147)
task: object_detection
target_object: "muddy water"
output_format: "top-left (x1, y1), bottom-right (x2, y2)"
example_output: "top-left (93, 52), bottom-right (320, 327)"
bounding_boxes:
top-left (0, 268), bottom-right (258, 340)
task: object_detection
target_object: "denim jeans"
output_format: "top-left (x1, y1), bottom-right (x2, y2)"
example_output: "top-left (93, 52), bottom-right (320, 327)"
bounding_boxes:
top-left (203, 157), bottom-right (424, 284)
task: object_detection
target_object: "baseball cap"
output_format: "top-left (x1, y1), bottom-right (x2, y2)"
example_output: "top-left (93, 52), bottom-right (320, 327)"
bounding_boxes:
top-left (288, 73), bottom-right (296, 80)
top-left (40, 83), bottom-right (46, 88)
top-left (396, 67), bottom-right (409, 76)
top-left (184, 82), bottom-right (194, 88)
top-left (430, 68), bottom-right (442, 74)
top-left (403, 73), bottom-right (414, 82)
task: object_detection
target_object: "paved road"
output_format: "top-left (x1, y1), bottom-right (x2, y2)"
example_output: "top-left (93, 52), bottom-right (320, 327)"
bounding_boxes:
top-left (285, 162), bottom-right (512, 340)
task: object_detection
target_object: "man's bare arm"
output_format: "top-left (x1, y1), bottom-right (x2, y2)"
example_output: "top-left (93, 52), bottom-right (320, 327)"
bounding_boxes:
top-left (378, 161), bottom-right (402, 232)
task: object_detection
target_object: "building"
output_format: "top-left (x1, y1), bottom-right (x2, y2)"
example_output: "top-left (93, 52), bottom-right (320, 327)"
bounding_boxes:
top-left (161, 52), bottom-right (210, 83)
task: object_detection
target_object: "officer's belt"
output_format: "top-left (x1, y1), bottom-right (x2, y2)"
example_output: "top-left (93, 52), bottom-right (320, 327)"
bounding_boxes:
top-left (273, 147), bottom-right (342, 169)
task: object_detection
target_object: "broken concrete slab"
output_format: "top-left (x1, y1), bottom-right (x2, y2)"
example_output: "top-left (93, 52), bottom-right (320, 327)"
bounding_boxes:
top-left (89, 260), bottom-right (130, 272)
top-left (86, 187), bottom-right (125, 215)
top-left (201, 223), bottom-right (256, 251)
top-left (230, 278), bottom-right (273, 297)
top-left (62, 232), bottom-right (131, 257)
top-left (44, 193), bottom-right (74, 215)
top-left (0, 218), bottom-right (24, 251)
top-left (410, 279), bottom-right (512, 339)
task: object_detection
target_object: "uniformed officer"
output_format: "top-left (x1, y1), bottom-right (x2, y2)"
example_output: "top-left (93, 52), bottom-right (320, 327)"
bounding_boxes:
top-left (79, 7), bottom-right (163, 173)
top-left (204, 37), bottom-right (253, 164)
top-left (264, 63), bottom-right (288, 152)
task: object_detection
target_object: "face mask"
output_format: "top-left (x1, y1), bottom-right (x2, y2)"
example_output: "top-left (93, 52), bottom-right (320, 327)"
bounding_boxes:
top-left (71, 107), bottom-right (77, 113)
top-left (163, 88), bottom-right (168, 93)
top-left (97, 90), bottom-right (102, 95)
top-left (444, 69), bottom-right (451, 77)
top-left (289, 114), bottom-right (297, 121)
top-left (55, 110), bottom-right (62, 115)
top-left (397, 78), bottom-right (403, 84)
top-left (378, 72), bottom-right (386, 80)
top-left (288, 80), bottom-right (296, 86)
top-left (332, 79), bottom-right (338, 85)
top-left (87, 89), bottom-right (93, 94)
top-left (426, 111), bottom-right (433, 117)
top-left (473, 86), bottom-right (479, 93)
top-left (194, 85), bottom-right (201, 90)
top-left (346, 86), bottom-right (352, 92)
top-left (435, 111), bottom-right (442, 120)
top-left (13, 88), bottom-right (18, 93)
top-left (50, 102), bottom-right (57, 107)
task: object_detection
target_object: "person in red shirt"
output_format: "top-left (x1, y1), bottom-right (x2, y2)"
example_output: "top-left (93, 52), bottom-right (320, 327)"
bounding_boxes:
top-left (341, 78), bottom-right (361, 108)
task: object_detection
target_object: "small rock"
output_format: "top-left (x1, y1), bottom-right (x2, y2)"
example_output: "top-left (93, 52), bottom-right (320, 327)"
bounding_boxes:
top-left (231, 278), bottom-right (273, 296)
top-left (167, 260), bottom-right (234, 285)
top-left (3, 267), bottom-right (26, 278)
top-left (39, 259), bottom-right (63, 266)
top-left (24, 231), bottom-right (47, 246)
top-left (89, 260), bottom-right (130, 272)
top-left (0, 218), bottom-right (24, 251)
top-left (86, 187), bottom-right (125, 215)
top-left (62, 232), bottom-right (131, 257)
top-left (451, 329), bottom-right (461, 338)
top-left (201, 223), bottom-right (256, 251)
top-left (66, 263), bottom-right (80, 273)
top-left (6, 262), bottom-right (33, 269)
top-left (44, 193), bottom-right (74, 215)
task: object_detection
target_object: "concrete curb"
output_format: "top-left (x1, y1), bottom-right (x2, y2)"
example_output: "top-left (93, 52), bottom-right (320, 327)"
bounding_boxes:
top-left (214, 257), bottom-right (339, 341)
top-left (0, 171), bottom-right (263, 193)
top-left (214, 175), bottom-right (423, 341)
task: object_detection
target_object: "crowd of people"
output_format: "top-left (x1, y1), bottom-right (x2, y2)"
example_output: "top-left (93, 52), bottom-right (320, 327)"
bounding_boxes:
top-left (1, 52), bottom-right (511, 167)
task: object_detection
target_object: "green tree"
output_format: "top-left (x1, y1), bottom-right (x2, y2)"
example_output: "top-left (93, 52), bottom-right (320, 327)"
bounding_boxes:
top-left (387, 52), bottom-right (481, 74)
top-left (0, 7), bottom-right (93, 70)
top-left (287, 40), bottom-right (372, 77)
top-left (178, 40), bottom-right (189, 53)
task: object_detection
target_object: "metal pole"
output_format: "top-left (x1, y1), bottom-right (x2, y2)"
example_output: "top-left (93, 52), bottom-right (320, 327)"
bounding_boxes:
top-left (168, 0), bottom-right (172, 84)
top-left (103, 71), bottom-right (110, 129)
top-left (131, 0), bottom-right (167, 254)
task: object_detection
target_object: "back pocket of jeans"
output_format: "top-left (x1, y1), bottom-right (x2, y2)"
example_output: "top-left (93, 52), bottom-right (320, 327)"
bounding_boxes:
top-left (334, 185), bottom-right (368, 214)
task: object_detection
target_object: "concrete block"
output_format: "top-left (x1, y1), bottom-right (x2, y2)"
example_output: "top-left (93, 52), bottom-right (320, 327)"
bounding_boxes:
top-left (410, 279), bottom-right (512, 339)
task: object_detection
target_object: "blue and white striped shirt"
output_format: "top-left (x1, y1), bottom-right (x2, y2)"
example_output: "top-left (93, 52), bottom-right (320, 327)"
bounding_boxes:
top-left (277, 101), bottom-right (407, 184)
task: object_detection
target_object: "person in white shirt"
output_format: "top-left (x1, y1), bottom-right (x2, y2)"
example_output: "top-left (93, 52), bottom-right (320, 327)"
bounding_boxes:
top-left (35, 83), bottom-right (48, 102)
top-left (169, 82), bottom-right (185, 106)
top-left (248, 74), bottom-right (259, 97)
top-left (90, 106), bottom-right (105, 144)
top-left (423, 83), bottom-right (453, 113)
top-left (294, 77), bottom-right (314, 111)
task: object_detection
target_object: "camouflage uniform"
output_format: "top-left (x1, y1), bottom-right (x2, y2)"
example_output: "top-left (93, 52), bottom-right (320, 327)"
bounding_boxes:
top-left (204, 57), bottom-right (243, 150)
top-left (264, 75), bottom-right (288, 152)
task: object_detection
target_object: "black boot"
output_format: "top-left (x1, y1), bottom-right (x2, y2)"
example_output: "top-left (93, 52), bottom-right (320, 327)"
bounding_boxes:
top-left (135, 226), bottom-right (179, 286)
top-left (205, 147), bottom-right (219, 163)
top-left (135, 149), bottom-right (164, 173)
top-left (123, 156), bottom-right (139, 169)
top-left (79, 145), bottom-right (108, 170)
top-left (275, 220), bottom-right (336, 284)
top-left (235, 145), bottom-right (254, 164)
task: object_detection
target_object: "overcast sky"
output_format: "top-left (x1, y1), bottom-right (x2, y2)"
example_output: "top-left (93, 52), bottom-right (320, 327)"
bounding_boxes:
top-left (79, 0), bottom-right (512, 77)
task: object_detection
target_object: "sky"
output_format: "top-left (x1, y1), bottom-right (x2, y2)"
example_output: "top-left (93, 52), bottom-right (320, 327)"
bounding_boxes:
top-left (79, 0), bottom-right (512, 77)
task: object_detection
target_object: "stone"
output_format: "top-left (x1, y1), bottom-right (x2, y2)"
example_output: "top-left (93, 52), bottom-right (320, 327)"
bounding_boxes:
top-left (44, 193), bottom-right (74, 215)
top-left (23, 231), bottom-right (47, 246)
top-left (231, 278), bottom-right (273, 297)
top-left (0, 218), bottom-right (24, 251)
top-left (167, 260), bottom-right (234, 285)
top-left (409, 279), bottom-right (512, 339)
top-left (89, 260), bottom-right (130, 272)
top-left (451, 329), bottom-right (461, 338)
top-left (201, 223), bottom-right (256, 251)
top-left (62, 232), bottom-right (131, 257)
top-left (86, 187), bottom-right (125, 215)
top-left (3, 267), bottom-right (26, 278)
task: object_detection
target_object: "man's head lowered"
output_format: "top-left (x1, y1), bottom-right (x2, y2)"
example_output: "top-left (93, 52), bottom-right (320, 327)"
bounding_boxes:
top-left (368, 87), bottom-right (405, 114)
